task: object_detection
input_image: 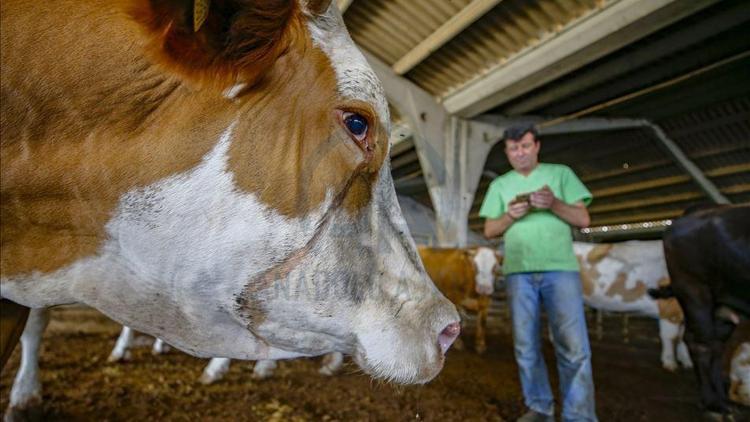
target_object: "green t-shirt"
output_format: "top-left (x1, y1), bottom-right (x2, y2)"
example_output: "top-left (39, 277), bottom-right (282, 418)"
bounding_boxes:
top-left (479, 163), bottom-right (592, 275)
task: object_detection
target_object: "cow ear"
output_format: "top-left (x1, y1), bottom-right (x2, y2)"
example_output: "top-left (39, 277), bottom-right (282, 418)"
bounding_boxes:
top-left (132, 0), bottom-right (299, 88)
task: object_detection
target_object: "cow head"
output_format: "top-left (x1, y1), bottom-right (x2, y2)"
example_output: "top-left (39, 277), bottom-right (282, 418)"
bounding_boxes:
top-left (97, 0), bottom-right (460, 384)
top-left (468, 247), bottom-right (501, 296)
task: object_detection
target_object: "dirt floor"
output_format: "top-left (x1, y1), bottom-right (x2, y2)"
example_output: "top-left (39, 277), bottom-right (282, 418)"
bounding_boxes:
top-left (1, 306), bottom-right (748, 421)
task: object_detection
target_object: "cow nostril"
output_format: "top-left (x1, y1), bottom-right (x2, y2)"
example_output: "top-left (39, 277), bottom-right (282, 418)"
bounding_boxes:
top-left (438, 322), bottom-right (461, 354)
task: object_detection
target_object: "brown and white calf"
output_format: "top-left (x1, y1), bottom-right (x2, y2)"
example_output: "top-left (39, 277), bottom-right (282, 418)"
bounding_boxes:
top-left (417, 246), bottom-right (501, 354)
top-left (574, 241), bottom-right (693, 371)
top-left (1, 0), bottom-right (461, 413)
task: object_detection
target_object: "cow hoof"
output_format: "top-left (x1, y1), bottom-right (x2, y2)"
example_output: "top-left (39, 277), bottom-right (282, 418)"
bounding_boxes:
top-left (107, 350), bottom-right (132, 363)
top-left (702, 411), bottom-right (734, 422)
top-left (198, 373), bottom-right (219, 385)
top-left (475, 343), bottom-right (487, 355)
top-left (151, 344), bottom-right (171, 355)
top-left (4, 402), bottom-right (43, 422)
top-left (251, 372), bottom-right (271, 380)
top-left (319, 362), bottom-right (343, 376)
top-left (319, 367), bottom-right (335, 376)
top-left (662, 361), bottom-right (678, 372)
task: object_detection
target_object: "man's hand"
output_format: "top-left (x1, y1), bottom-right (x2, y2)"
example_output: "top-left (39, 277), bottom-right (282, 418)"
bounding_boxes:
top-left (530, 185), bottom-right (556, 209)
top-left (508, 200), bottom-right (530, 220)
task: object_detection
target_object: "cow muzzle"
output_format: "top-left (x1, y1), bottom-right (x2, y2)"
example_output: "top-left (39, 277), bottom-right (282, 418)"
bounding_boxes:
top-left (351, 293), bottom-right (460, 384)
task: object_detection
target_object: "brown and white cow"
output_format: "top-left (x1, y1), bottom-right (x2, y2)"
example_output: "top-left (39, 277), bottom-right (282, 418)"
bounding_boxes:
top-left (573, 241), bottom-right (693, 371)
top-left (730, 342), bottom-right (750, 407)
top-left (0, 0), bottom-right (460, 406)
top-left (417, 246), bottom-right (501, 354)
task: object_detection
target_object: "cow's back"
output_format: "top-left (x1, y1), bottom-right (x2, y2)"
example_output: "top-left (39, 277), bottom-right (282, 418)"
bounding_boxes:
top-left (574, 241), bottom-right (666, 317)
top-left (664, 205), bottom-right (750, 312)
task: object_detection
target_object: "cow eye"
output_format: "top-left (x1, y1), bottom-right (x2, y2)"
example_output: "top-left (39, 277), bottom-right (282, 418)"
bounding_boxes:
top-left (343, 112), bottom-right (368, 141)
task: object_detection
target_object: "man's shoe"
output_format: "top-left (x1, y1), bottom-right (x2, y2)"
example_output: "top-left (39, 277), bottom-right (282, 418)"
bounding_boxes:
top-left (517, 410), bottom-right (554, 422)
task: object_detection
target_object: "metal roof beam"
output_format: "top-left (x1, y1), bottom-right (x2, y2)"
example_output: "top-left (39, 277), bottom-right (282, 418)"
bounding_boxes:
top-left (442, 0), bottom-right (720, 117)
top-left (476, 114), bottom-right (647, 135)
top-left (392, 0), bottom-right (504, 75)
top-left (645, 122), bottom-right (730, 204)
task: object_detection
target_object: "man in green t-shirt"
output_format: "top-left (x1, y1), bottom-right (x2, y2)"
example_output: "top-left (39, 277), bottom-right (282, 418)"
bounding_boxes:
top-left (480, 124), bottom-right (597, 422)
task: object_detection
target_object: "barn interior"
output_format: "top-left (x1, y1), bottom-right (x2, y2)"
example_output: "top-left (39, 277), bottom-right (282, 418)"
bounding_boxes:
top-left (2, 0), bottom-right (748, 420)
top-left (347, 0), bottom-right (750, 244)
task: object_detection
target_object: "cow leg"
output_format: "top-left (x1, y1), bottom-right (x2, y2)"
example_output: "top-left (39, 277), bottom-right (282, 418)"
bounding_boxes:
top-left (475, 296), bottom-right (489, 354)
top-left (199, 358), bottom-right (232, 384)
top-left (710, 319), bottom-right (736, 410)
top-left (678, 282), bottom-right (733, 414)
top-left (676, 323), bottom-right (694, 369)
top-left (0, 300), bottom-right (30, 371)
top-left (5, 308), bottom-right (50, 422)
top-left (658, 318), bottom-right (680, 371)
top-left (151, 338), bottom-right (171, 355)
top-left (252, 360), bottom-right (278, 380)
top-left (319, 352), bottom-right (344, 376)
top-left (107, 326), bottom-right (134, 362)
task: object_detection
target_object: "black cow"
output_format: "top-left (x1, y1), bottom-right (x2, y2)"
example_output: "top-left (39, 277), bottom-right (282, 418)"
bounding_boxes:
top-left (650, 205), bottom-right (750, 416)
top-left (651, 205), bottom-right (750, 413)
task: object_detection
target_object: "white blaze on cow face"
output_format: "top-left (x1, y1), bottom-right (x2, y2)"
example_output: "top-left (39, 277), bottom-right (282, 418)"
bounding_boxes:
top-left (471, 247), bottom-right (498, 296)
top-left (306, 3), bottom-right (390, 133)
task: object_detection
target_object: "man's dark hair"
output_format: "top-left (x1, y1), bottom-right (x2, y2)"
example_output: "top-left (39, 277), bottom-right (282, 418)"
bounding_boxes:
top-left (503, 124), bottom-right (539, 142)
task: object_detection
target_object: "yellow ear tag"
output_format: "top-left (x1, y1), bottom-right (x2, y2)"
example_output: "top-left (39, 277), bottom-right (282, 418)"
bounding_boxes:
top-left (193, 0), bottom-right (210, 32)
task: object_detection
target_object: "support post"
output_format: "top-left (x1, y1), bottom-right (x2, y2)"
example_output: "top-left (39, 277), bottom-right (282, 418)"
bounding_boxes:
top-left (365, 51), bottom-right (504, 246)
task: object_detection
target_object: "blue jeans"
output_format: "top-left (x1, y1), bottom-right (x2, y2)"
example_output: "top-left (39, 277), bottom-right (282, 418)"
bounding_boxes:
top-left (506, 271), bottom-right (597, 422)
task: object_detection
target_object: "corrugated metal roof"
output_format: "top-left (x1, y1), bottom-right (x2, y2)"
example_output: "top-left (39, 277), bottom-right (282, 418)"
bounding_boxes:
top-left (411, 0), bottom-right (602, 97)
top-left (348, 0), bottom-right (603, 97)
